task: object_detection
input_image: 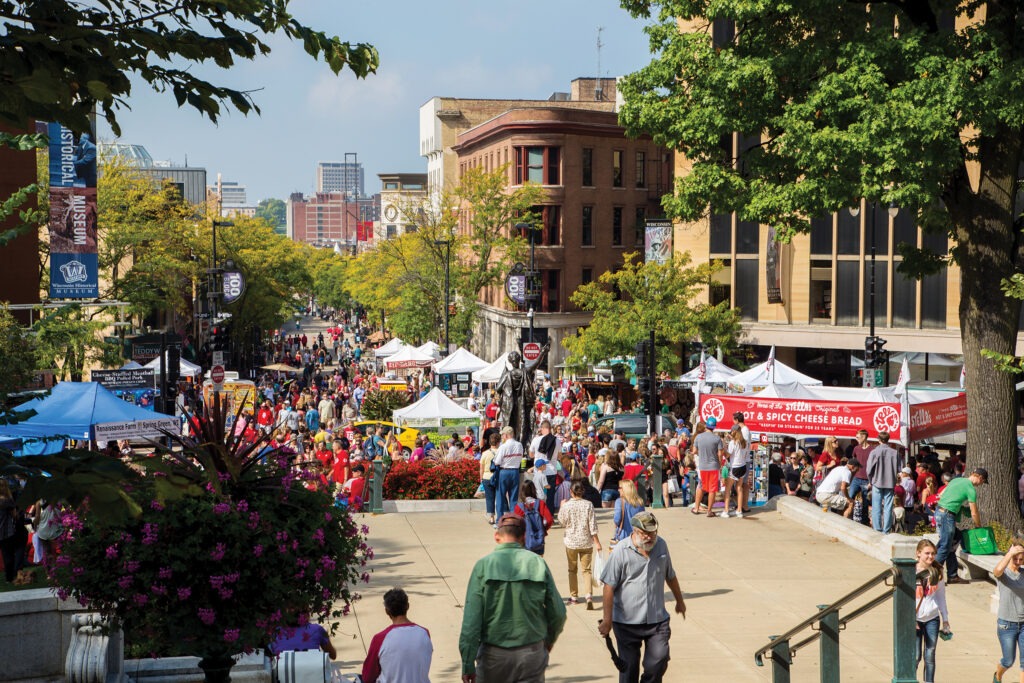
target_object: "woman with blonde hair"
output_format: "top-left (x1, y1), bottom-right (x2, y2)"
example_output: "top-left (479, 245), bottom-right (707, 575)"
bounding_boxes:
top-left (612, 479), bottom-right (646, 544)
top-left (720, 424), bottom-right (748, 518)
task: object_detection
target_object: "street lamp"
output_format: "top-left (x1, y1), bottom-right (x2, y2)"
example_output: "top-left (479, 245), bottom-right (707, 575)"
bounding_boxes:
top-left (433, 238), bottom-right (451, 356)
top-left (209, 220), bottom-right (233, 324)
top-left (848, 201), bottom-right (897, 383)
top-left (514, 221), bottom-right (537, 343)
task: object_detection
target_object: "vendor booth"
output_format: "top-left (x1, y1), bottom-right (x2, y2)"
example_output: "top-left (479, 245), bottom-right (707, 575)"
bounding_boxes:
top-left (144, 353), bottom-right (203, 378)
top-left (392, 387), bottom-right (481, 435)
top-left (1, 382), bottom-right (179, 454)
top-left (374, 337), bottom-right (406, 358)
top-left (416, 341), bottom-right (443, 360)
top-left (472, 352), bottom-right (510, 385)
top-left (678, 355), bottom-right (739, 384)
top-left (727, 348), bottom-right (823, 392)
top-left (433, 347), bottom-right (488, 397)
top-left (383, 345), bottom-right (435, 379)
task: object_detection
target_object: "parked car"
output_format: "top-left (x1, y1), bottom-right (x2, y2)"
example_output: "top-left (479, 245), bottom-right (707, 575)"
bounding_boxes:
top-left (590, 413), bottom-right (674, 441)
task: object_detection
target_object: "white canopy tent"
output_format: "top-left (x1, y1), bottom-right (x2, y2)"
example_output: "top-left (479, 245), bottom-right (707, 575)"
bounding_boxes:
top-left (374, 338), bottom-right (406, 358)
top-left (434, 347), bottom-right (489, 375)
top-left (728, 347), bottom-right (823, 392)
top-left (472, 352), bottom-right (510, 384)
top-left (888, 352), bottom-right (962, 367)
top-left (416, 341), bottom-right (443, 360)
top-left (145, 353), bottom-right (202, 378)
top-left (383, 345), bottom-right (436, 370)
top-left (392, 387), bottom-right (481, 430)
top-left (678, 356), bottom-right (740, 384)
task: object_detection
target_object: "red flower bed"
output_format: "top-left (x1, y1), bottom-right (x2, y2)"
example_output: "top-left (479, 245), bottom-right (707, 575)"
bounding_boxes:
top-left (383, 458), bottom-right (480, 500)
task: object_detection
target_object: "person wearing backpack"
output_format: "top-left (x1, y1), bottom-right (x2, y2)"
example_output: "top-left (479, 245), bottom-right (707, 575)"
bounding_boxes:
top-left (514, 480), bottom-right (553, 556)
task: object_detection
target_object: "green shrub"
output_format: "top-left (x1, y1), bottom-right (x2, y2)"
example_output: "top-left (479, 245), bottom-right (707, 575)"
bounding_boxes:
top-left (383, 458), bottom-right (479, 500)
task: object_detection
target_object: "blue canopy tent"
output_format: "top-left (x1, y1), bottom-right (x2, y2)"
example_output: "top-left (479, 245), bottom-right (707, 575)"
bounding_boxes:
top-left (0, 382), bottom-right (178, 455)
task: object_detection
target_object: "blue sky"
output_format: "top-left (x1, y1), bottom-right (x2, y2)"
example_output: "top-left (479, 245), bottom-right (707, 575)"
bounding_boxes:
top-left (98, 1), bottom-right (656, 204)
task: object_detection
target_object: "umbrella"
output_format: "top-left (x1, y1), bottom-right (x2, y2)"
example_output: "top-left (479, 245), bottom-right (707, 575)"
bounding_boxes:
top-left (261, 363), bottom-right (299, 372)
top-left (599, 621), bottom-right (627, 672)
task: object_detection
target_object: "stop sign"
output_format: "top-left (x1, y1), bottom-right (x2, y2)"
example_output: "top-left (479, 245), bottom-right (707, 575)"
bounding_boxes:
top-left (522, 342), bottom-right (542, 362)
top-left (211, 365), bottom-right (226, 384)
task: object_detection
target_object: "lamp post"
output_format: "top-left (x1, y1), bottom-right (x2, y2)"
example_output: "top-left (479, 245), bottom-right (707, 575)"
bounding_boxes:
top-left (208, 220), bottom-right (233, 324)
top-left (848, 202), bottom-right (897, 385)
top-left (434, 238), bottom-right (451, 356)
top-left (514, 221), bottom-right (537, 342)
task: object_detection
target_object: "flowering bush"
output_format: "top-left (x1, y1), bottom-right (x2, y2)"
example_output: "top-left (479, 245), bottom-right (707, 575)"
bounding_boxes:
top-left (46, 400), bottom-right (371, 660)
top-left (383, 458), bottom-right (479, 500)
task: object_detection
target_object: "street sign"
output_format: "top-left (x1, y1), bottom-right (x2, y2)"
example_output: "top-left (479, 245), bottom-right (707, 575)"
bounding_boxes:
top-left (862, 368), bottom-right (885, 388)
top-left (522, 342), bottom-right (542, 362)
top-left (211, 365), bottom-right (225, 390)
top-left (212, 351), bottom-right (225, 367)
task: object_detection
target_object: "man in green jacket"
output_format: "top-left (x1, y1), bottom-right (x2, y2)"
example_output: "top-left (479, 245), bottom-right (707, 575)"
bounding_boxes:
top-left (459, 514), bottom-right (567, 682)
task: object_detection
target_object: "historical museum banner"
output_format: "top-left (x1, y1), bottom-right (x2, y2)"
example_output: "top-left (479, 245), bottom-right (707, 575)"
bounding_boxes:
top-left (644, 220), bottom-right (673, 265)
top-left (48, 121), bottom-right (99, 299)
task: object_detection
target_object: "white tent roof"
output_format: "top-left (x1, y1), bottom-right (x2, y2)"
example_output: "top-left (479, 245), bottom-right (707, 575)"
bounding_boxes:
top-left (678, 356), bottom-right (740, 384)
top-left (472, 352), bottom-right (510, 384)
top-left (383, 345), bottom-right (436, 368)
top-left (728, 359), bottom-right (823, 390)
top-left (120, 360), bottom-right (144, 370)
top-left (416, 341), bottom-right (443, 359)
top-left (393, 387), bottom-right (477, 421)
top-left (750, 382), bottom-right (823, 399)
top-left (374, 338), bottom-right (406, 357)
top-left (145, 353), bottom-right (202, 378)
top-left (889, 352), bottom-right (962, 367)
top-left (434, 347), bottom-right (489, 374)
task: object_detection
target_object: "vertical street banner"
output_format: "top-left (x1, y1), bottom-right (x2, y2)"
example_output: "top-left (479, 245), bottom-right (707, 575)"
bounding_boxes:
top-left (48, 121), bottom-right (99, 299)
top-left (766, 226), bottom-right (783, 304)
top-left (644, 220), bottom-right (673, 264)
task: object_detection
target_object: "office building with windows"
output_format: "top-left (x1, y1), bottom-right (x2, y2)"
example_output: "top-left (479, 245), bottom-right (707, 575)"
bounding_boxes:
top-left (287, 192), bottom-right (379, 249)
top-left (453, 106), bottom-right (672, 371)
top-left (316, 161), bottom-right (365, 197)
top-left (378, 173), bottom-right (427, 241)
top-left (99, 143), bottom-right (207, 206)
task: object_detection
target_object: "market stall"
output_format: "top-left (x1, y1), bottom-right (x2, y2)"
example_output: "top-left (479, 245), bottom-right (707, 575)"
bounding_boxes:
top-left (416, 341), bottom-right (443, 360)
top-left (392, 387), bottom-right (481, 435)
top-left (727, 347), bottom-right (823, 392)
top-left (383, 345), bottom-right (436, 379)
top-left (433, 347), bottom-right (488, 397)
top-left (472, 352), bottom-right (510, 385)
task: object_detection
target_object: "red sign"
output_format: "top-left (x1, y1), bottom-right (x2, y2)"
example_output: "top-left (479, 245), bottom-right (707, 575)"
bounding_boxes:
top-left (211, 365), bottom-right (226, 384)
top-left (910, 393), bottom-right (967, 441)
top-left (522, 342), bottom-right (542, 362)
top-left (356, 221), bottom-right (373, 242)
top-left (699, 394), bottom-right (902, 440)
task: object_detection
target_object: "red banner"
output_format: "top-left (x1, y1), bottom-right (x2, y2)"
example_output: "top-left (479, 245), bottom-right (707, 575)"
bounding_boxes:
top-left (698, 394), bottom-right (902, 440)
top-left (356, 221), bottom-right (373, 241)
top-left (909, 394), bottom-right (967, 441)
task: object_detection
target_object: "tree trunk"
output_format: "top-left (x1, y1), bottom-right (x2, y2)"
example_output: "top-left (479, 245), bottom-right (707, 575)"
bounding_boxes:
top-left (953, 131), bottom-right (1024, 534)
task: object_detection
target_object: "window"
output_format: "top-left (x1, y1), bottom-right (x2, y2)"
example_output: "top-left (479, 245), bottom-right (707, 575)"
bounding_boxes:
top-left (921, 270), bottom-right (947, 328)
top-left (810, 215), bottom-right (833, 255)
top-left (892, 268), bottom-right (917, 328)
top-left (893, 210), bottom-right (916, 251)
top-left (867, 203), bottom-right (890, 256)
top-left (386, 225), bottom-right (397, 238)
top-left (612, 207), bottom-right (623, 246)
top-left (514, 146), bottom-right (560, 185)
top-left (581, 206), bottom-right (593, 246)
top-left (712, 18), bottom-right (735, 48)
top-left (544, 205), bottom-right (561, 246)
top-left (810, 261), bottom-right (832, 321)
top-left (710, 260), bottom-right (732, 306)
top-left (710, 212), bottom-right (732, 254)
top-left (635, 152), bottom-right (646, 188)
top-left (734, 259), bottom-right (759, 321)
top-left (835, 261), bottom-right (860, 325)
top-left (862, 262), bottom-right (888, 324)
top-left (582, 268), bottom-right (593, 285)
top-left (634, 207), bottom-right (646, 246)
top-left (582, 148), bottom-right (594, 186)
top-left (384, 182), bottom-right (399, 190)
top-left (542, 270), bottom-right (560, 312)
top-left (736, 220), bottom-right (759, 254)
top-left (612, 150), bottom-right (623, 187)
top-left (837, 210), bottom-right (860, 255)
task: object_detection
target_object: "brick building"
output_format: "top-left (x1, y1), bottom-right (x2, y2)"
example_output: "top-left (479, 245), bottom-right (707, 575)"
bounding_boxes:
top-left (286, 192), bottom-right (379, 250)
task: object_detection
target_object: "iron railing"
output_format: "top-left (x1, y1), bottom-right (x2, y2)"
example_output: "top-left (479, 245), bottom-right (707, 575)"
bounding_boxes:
top-left (754, 558), bottom-right (918, 683)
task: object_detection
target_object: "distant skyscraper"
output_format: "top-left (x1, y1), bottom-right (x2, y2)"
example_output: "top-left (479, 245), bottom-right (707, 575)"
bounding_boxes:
top-left (210, 180), bottom-right (247, 207)
top-left (316, 161), bottom-right (364, 197)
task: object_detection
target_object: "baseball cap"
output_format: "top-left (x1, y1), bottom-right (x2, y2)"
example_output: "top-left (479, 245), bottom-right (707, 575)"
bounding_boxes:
top-left (705, 417), bottom-right (718, 429)
top-left (676, 419), bottom-right (685, 426)
top-left (631, 511), bottom-right (659, 533)
top-left (901, 467), bottom-right (913, 475)
top-left (534, 458), bottom-right (547, 468)
top-left (972, 467), bottom-right (989, 483)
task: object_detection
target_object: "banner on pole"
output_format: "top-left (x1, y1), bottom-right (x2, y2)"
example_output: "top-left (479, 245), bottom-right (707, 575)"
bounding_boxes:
top-left (47, 121), bottom-right (99, 299)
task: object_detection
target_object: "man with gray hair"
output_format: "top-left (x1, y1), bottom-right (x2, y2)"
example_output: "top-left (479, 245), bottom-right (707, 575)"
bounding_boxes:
top-left (866, 430), bottom-right (901, 534)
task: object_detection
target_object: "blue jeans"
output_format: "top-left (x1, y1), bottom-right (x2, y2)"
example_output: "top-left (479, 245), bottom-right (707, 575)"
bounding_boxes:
top-left (998, 619), bottom-right (1024, 669)
top-left (601, 489), bottom-right (619, 504)
top-left (934, 508), bottom-right (962, 579)
top-left (495, 469), bottom-right (520, 522)
top-left (871, 487), bottom-right (895, 533)
top-left (482, 478), bottom-right (496, 516)
top-left (916, 617), bottom-right (939, 682)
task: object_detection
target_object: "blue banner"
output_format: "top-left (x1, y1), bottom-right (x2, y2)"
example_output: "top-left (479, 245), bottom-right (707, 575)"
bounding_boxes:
top-left (47, 122), bottom-right (98, 298)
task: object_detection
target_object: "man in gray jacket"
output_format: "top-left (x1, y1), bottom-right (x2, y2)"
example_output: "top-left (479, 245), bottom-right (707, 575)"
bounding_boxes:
top-left (866, 430), bottom-right (901, 533)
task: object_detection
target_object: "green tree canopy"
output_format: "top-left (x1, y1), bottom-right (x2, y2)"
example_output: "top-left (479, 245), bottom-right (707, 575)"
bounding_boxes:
top-left (0, 0), bottom-right (378, 137)
top-left (255, 198), bottom-right (287, 232)
top-left (564, 252), bottom-right (741, 371)
top-left (619, 0), bottom-right (1024, 525)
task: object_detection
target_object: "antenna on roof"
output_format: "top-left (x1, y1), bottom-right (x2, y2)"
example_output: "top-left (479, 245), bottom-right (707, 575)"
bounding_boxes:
top-left (596, 26), bottom-right (605, 101)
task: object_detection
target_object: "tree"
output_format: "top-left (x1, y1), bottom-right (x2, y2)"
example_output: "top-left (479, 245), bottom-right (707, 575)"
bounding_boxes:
top-left (563, 252), bottom-right (740, 371)
top-left (0, 307), bottom-right (35, 411)
top-left (0, 1), bottom-right (378, 138)
top-left (33, 304), bottom-right (123, 382)
top-left (255, 198), bottom-right (286, 233)
top-left (618, 0), bottom-right (1024, 527)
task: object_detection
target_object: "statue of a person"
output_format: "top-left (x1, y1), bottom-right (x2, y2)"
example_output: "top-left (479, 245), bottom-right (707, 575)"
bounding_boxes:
top-left (495, 343), bottom-right (550, 447)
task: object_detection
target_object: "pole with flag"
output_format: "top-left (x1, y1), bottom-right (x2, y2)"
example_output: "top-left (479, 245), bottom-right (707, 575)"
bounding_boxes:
top-left (959, 364), bottom-right (965, 390)
top-left (895, 357), bottom-right (911, 446)
top-left (766, 345), bottom-right (777, 385)
top-left (694, 348), bottom-right (707, 422)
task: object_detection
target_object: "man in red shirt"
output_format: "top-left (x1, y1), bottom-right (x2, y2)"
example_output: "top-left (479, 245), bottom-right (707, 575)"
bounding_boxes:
top-left (485, 399), bottom-right (499, 422)
top-left (256, 401), bottom-right (274, 435)
top-left (331, 440), bottom-right (350, 487)
top-left (342, 464), bottom-right (367, 510)
top-left (560, 397), bottom-right (573, 417)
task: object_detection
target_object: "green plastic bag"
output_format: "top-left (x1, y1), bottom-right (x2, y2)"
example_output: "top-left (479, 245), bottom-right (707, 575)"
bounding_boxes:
top-left (963, 526), bottom-right (998, 555)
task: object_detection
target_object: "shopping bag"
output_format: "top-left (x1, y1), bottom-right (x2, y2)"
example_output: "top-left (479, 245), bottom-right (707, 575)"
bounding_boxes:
top-left (963, 526), bottom-right (998, 555)
top-left (592, 548), bottom-right (606, 587)
top-left (667, 477), bottom-right (680, 495)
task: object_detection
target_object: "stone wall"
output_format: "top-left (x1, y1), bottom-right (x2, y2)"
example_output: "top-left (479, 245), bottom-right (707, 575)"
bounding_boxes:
top-left (0, 588), bottom-right (91, 682)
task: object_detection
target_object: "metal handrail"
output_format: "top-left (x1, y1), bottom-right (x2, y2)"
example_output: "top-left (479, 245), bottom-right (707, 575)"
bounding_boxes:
top-left (787, 585), bottom-right (895, 655)
top-left (754, 567), bottom-right (896, 666)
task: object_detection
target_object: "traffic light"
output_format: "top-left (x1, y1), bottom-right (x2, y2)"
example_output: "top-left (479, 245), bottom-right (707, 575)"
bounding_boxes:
top-left (211, 325), bottom-right (229, 352)
top-left (635, 340), bottom-right (651, 398)
top-left (872, 336), bottom-right (888, 367)
top-left (864, 336), bottom-right (874, 368)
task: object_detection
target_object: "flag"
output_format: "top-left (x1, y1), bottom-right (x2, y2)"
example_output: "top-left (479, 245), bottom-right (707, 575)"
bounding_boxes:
top-left (766, 345), bottom-right (777, 384)
top-left (694, 349), bottom-right (706, 416)
top-left (959, 364), bottom-right (965, 390)
top-left (895, 357), bottom-right (910, 395)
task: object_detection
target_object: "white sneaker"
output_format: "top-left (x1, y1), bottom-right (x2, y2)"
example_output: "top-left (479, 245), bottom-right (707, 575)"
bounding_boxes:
top-left (718, 511), bottom-right (729, 518)
top-left (733, 510), bottom-right (743, 518)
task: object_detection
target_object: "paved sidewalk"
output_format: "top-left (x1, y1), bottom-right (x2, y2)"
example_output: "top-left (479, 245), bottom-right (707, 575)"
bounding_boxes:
top-left (330, 504), bottom-right (1002, 682)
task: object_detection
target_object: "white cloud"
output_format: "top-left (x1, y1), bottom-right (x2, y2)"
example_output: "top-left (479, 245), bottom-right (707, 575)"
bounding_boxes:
top-left (306, 69), bottom-right (406, 118)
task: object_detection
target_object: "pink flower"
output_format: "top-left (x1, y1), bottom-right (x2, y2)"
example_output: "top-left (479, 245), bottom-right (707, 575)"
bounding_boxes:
top-left (133, 594), bottom-right (149, 607)
top-left (213, 503), bottom-right (231, 515)
top-left (150, 500), bottom-right (165, 511)
top-left (117, 576), bottom-right (132, 590)
top-left (158, 567), bottom-right (172, 580)
top-left (198, 608), bottom-right (216, 625)
top-left (210, 543), bottom-right (226, 561)
top-left (177, 587), bottom-right (192, 601)
top-left (252, 545), bottom-right (264, 557)
top-left (105, 545), bottom-right (118, 559)
top-left (125, 560), bottom-right (141, 573)
top-left (223, 628), bottom-right (240, 643)
top-left (235, 500), bottom-right (249, 513)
